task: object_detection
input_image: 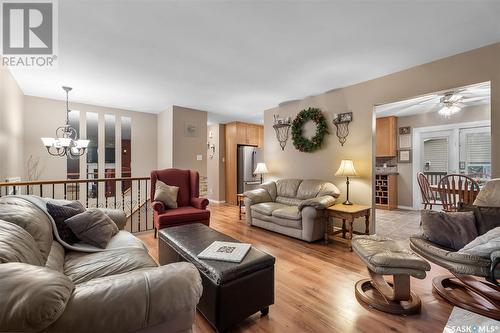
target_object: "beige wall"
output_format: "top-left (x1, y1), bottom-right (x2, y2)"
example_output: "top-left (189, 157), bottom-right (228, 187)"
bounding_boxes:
top-left (264, 43), bottom-right (500, 232)
top-left (23, 96), bottom-right (158, 181)
top-left (207, 123), bottom-right (225, 201)
top-left (395, 104), bottom-right (491, 207)
top-left (172, 106), bottom-right (208, 178)
top-left (0, 66), bottom-right (25, 181)
top-left (157, 107), bottom-right (173, 169)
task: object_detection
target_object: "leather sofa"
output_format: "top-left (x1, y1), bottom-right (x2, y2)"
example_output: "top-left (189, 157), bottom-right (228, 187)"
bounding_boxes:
top-left (151, 168), bottom-right (210, 237)
top-left (244, 179), bottom-right (340, 242)
top-left (0, 195), bottom-right (202, 333)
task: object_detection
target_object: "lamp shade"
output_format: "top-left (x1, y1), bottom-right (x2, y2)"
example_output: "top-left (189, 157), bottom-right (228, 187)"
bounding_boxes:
top-left (335, 160), bottom-right (357, 177)
top-left (254, 162), bottom-right (269, 175)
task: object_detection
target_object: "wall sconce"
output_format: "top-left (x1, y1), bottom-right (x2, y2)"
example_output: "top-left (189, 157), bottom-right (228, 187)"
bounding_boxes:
top-left (332, 112), bottom-right (353, 146)
top-left (272, 114), bottom-right (292, 150)
top-left (207, 142), bottom-right (216, 159)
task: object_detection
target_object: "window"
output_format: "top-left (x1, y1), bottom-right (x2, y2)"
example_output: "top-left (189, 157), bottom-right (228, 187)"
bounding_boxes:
top-left (423, 138), bottom-right (448, 172)
top-left (460, 127), bottom-right (491, 178)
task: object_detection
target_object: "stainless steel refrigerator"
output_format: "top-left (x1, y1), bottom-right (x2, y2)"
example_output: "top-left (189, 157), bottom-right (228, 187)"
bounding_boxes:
top-left (237, 145), bottom-right (263, 194)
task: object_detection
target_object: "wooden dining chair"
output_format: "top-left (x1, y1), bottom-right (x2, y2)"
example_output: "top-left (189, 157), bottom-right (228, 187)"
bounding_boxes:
top-left (417, 172), bottom-right (442, 210)
top-left (438, 174), bottom-right (480, 212)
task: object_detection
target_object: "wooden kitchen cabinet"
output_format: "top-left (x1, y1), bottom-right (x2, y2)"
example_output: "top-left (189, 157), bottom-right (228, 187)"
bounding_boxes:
top-left (376, 116), bottom-right (397, 157)
top-left (225, 122), bottom-right (264, 205)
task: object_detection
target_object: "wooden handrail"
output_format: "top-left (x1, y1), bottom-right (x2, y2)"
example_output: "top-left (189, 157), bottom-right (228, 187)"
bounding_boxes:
top-left (0, 176), bottom-right (150, 187)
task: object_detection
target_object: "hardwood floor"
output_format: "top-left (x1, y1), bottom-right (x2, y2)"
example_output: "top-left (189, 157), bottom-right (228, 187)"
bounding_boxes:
top-left (137, 204), bottom-right (453, 333)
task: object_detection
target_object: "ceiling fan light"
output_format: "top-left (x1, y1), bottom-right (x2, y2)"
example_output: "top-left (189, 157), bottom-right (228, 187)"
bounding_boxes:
top-left (58, 138), bottom-right (72, 147)
top-left (438, 105), bottom-right (461, 117)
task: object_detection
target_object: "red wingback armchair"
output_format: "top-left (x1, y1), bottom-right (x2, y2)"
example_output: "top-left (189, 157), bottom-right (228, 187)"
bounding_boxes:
top-left (151, 168), bottom-right (210, 238)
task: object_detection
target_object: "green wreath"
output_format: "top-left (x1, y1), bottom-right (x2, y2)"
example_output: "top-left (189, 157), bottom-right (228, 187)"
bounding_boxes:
top-left (291, 108), bottom-right (329, 153)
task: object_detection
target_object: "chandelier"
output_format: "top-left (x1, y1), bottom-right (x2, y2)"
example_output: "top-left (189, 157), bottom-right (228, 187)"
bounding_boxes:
top-left (41, 86), bottom-right (89, 159)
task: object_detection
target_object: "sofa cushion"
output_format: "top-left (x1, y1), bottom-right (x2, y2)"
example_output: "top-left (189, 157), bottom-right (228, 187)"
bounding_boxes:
top-left (297, 180), bottom-right (323, 199)
top-left (72, 230), bottom-right (148, 252)
top-left (275, 196), bottom-right (303, 206)
top-left (421, 210), bottom-right (478, 251)
top-left (0, 220), bottom-right (44, 266)
top-left (276, 179), bottom-right (302, 198)
top-left (260, 181), bottom-right (277, 201)
top-left (46, 201), bottom-right (85, 245)
top-left (251, 202), bottom-right (287, 216)
top-left (65, 209), bottom-right (119, 249)
top-left (0, 262), bottom-right (74, 332)
top-left (252, 211), bottom-right (302, 229)
top-left (0, 196), bottom-right (54, 262)
top-left (64, 247), bottom-right (158, 284)
top-left (156, 206), bottom-right (210, 226)
top-left (272, 206), bottom-right (301, 220)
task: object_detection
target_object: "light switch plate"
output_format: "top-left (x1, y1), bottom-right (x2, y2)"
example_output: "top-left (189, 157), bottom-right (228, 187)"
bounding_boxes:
top-left (197, 154), bottom-right (203, 161)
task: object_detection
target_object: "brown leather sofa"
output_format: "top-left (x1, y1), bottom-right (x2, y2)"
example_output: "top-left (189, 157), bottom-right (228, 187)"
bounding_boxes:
top-left (0, 195), bottom-right (202, 333)
top-left (244, 179), bottom-right (340, 242)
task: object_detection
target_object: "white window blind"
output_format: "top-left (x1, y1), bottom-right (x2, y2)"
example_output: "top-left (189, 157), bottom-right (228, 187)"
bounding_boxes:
top-left (424, 138), bottom-right (448, 172)
top-left (466, 133), bottom-right (491, 164)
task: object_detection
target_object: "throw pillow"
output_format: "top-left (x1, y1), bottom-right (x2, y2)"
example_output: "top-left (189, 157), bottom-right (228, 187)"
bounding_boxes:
top-left (459, 226), bottom-right (500, 258)
top-left (154, 180), bottom-right (179, 209)
top-left (46, 201), bottom-right (85, 245)
top-left (64, 209), bottom-right (119, 248)
top-left (421, 210), bottom-right (478, 251)
top-left (474, 207), bottom-right (500, 235)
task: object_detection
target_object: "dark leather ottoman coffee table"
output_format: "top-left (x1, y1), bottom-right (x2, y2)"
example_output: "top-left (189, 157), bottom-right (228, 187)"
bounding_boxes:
top-left (158, 223), bottom-right (275, 333)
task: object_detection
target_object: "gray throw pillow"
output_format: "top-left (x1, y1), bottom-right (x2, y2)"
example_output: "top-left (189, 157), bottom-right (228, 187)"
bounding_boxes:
top-left (474, 207), bottom-right (500, 236)
top-left (64, 209), bottom-right (119, 249)
top-left (154, 180), bottom-right (179, 209)
top-left (421, 210), bottom-right (478, 251)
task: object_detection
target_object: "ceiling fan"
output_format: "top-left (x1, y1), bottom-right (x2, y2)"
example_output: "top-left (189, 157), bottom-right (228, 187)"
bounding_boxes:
top-left (376, 82), bottom-right (490, 118)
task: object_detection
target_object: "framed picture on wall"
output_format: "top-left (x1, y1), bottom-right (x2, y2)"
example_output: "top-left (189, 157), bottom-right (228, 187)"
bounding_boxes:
top-left (398, 149), bottom-right (412, 163)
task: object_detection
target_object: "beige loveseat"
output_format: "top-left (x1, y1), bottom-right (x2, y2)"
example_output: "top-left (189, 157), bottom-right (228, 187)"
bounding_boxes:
top-left (244, 179), bottom-right (340, 242)
top-left (0, 195), bottom-right (202, 333)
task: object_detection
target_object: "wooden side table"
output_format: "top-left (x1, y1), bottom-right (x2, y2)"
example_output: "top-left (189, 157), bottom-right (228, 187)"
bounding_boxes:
top-left (237, 194), bottom-right (246, 220)
top-left (325, 204), bottom-right (371, 251)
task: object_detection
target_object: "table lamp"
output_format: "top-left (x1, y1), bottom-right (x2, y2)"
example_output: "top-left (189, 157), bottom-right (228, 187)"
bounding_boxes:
top-left (335, 159), bottom-right (357, 205)
top-left (254, 163), bottom-right (269, 184)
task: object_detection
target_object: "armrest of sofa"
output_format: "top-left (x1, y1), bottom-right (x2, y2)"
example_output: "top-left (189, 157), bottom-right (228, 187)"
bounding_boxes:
top-left (298, 195), bottom-right (336, 211)
top-left (191, 197), bottom-right (209, 209)
top-left (97, 208), bottom-right (127, 230)
top-left (46, 262), bottom-right (203, 333)
top-left (0, 263), bottom-right (74, 332)
top-left (244, 188), bottom-right (273, 205)
top-left (152, 200), bottom-right (166, 214)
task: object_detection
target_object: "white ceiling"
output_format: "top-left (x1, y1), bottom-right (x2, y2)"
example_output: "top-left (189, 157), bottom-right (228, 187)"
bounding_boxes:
top-left (10, 0), bottom-right (500, 123)
top-left (375, 82), bottom-right (491, 117)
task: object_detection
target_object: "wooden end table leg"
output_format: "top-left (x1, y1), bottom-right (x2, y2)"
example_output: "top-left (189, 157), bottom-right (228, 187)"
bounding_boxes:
top-left (342, 219), bottom-right (346, 238)
top-left (365, 210), bottom-right (370, 235)
top-left (347, 217), bottom-right (354, 251)
top-left (238, 198), bottom-right (242, 220)
top-left (324, 216), bottom-right (330, 244)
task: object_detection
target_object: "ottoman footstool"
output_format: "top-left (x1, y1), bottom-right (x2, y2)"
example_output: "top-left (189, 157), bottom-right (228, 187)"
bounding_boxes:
top-left (352, 235), bottom-right (431, 315)
top-left (158, 223), bottom-right (275, 333)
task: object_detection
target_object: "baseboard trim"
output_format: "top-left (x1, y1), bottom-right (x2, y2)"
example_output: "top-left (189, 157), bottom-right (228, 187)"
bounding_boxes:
top-left (397, 205), bottom-right (417, 210)
top-left (209, 199), bottom-right (226, 204)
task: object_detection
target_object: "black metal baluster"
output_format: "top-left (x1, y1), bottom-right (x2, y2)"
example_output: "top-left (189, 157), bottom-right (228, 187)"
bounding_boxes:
top-left (27, 185), bottom-right (30, 195)
top-left (86, 182), bottom-right (89, 208)
top-left (40, 184), bottom-right (43, 197)
top-left (13, 186), bottom-right (16, 195)
top-left (96, 182), bottom-right (99, 208)
top-left (130, 181), bottom-right (133, 232)
top-left (145, 179), bottom-right (148, 230)
top-left (52, 184), bottom-right (55, 199)
top-left (64, 183), bottom-right (67, 200)
top-left (114, 180), bottom-right (117, 209)
top-left (138, 179), bottom-right (141, 232)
